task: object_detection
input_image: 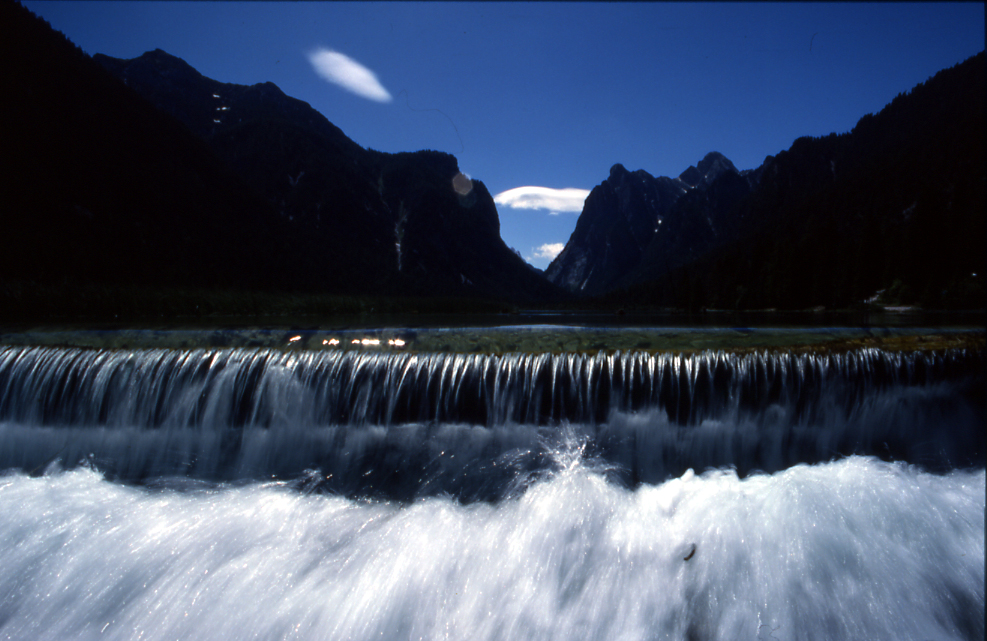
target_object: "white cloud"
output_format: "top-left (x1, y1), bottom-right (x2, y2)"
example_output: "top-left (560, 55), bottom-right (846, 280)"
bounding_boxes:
top-left (530, 243), bottom-right (565, 262)
top-left (308, 48), bottom-right (392, 103)
top-left (493, 186), bottom-right (589, 214)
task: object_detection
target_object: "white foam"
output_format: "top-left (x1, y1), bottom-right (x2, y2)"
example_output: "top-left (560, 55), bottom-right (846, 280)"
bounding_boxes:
top-left (0, 456), bottom-right (982, 640)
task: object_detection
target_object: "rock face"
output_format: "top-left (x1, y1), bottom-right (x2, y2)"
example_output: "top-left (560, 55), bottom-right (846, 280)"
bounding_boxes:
top-left (626, 159), bottom-right (762, 290)
top-left (544, 164), bottom-right (687, 295)
top-left (677, 152), bottom-right (740, 189)
top-left (546, 152), bottom-right (756, 296)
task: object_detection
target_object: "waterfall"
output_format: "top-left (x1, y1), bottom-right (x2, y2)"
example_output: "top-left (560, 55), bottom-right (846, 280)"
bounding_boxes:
top-left (0, 345), bottom-right (981, 499)
top-left (0, 341), bottom-right (983, 640)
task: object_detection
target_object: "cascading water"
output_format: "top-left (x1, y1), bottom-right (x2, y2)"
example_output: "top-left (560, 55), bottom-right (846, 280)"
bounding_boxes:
top-left (0, 342), bottom-right (983, 640)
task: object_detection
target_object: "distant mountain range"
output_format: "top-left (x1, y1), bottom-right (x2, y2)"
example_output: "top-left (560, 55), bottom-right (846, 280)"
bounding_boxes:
top-left (1, 0), bottom-right (983, 318)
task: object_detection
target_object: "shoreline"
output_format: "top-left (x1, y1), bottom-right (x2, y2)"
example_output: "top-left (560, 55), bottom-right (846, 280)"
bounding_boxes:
top-left (2, 325), bottom-right (983, 355)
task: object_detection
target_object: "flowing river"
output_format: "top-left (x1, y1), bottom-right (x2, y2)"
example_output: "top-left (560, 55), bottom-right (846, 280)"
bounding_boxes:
top-left (0, 326), bottom-right (982, 640)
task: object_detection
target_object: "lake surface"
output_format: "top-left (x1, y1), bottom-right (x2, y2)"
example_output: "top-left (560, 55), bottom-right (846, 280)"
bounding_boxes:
top-left (0, 322), bottom-right (983, 640)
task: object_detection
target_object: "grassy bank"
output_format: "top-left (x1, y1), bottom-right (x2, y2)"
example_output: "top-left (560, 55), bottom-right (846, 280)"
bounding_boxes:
top-left (0, 279), bottom-right (519, 323)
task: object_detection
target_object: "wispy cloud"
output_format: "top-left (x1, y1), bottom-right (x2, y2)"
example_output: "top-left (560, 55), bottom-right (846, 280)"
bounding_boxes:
top-left (308, 48), bottom-right (392, 103)
top-left (493, 186), bottom-right (589, 214)
top-left (529, 243), bottom-right (565, 262)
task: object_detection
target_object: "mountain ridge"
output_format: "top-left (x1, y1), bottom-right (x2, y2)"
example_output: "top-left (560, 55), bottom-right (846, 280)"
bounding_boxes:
top-left (545, 151), bottom-right (756, 295)
top-left (93, 48), bottom-right (560, 304)
top-left (1, 0), bottom-right (561, 320)
top-left (549, 51), bottom-right (984, 310)
top-left (2, 1), bottom-right (981, 318)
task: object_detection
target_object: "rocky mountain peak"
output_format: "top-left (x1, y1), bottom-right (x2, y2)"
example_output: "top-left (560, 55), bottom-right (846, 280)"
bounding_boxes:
top-left (95, 49), bottom-right (202, 84)
top-left (608, 163), bottom-right (629, 180)
top-left (142, 48), bottom-right (195, 69)
top-left (547, 150), bottom-right (755, 295)
top-left (697, 151), bottom-right (735, 175)
top-left (678, 151), bottom-right (739, 188)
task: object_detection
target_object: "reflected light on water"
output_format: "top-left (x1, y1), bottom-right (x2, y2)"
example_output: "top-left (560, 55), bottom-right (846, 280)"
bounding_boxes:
top-left (284, 336), bottom-right (407, 350)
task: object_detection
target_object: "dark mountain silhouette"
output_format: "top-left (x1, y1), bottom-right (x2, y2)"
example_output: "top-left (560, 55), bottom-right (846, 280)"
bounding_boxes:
top-left (551, 52), bottom-right (985, 310)
top-left (2, 0), bottom-right (981, 318)
top-left (1, 1), bottom-right (278, 296)
top-left (1, 1), bottom-right (558, 320)
top-left (545, 152), bottom-right (759, 296)
top-left (544, 164), bottom-right (688, 295)
top-left (93, 48), bottom-right (558, 304)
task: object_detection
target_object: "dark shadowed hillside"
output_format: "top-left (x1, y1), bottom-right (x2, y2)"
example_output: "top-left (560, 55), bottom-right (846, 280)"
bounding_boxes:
top-left (544, 163), bottom-right (690, 296)
top-left (553, 52), bottom-right (985, 311)
top-left (0, 1), bottom-right (280, 297)
top-left (93, 48), bottom-right (559, 305)
top-left (660, 51), bottom-right (986, 311)
top-left (0, 1), bottom-right (559, 320)
top-left (3, 0), bottom-right (980, 319)
top-left (546, 152), bottom-right (763, 297)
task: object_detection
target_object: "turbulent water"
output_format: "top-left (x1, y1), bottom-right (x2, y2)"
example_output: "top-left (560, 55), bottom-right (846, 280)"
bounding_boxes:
top-left (0, 344), bottom-right (983, 640)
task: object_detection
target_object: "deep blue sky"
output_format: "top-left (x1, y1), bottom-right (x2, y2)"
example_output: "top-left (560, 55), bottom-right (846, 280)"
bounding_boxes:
top-left (25, 2), bottom-right (985, 268)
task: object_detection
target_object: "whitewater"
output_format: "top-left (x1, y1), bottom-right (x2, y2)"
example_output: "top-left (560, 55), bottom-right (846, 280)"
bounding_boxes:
top-left (0, 343), bottom-right (982, 640)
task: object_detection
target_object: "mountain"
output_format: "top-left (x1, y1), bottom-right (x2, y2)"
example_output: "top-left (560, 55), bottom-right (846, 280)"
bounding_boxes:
top-left (677, 152), bottom-right (744, 190)
top-left (544, 164), bottom-right (686, 295)
top-left (1, 1), bottom-right (279, 297)
top-left (93, 49), bottom-right (558, 304)
top-left (545, 152), bottom-right (756, 295)
top-left (553, 53), bottom-right (985, 310)
top-left (1, 1), bottom-right (558, 320)
top-left (649, 51), bottom-right (985, 311)
top-left (4, 0), bottom-right (980, 317)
